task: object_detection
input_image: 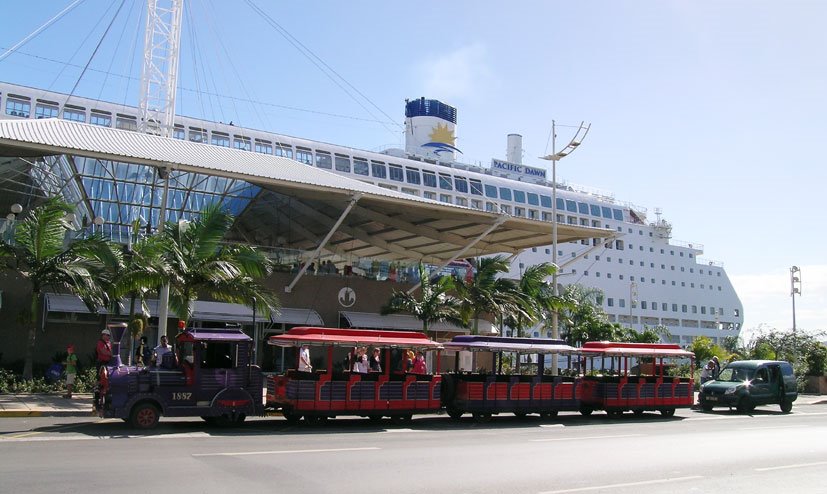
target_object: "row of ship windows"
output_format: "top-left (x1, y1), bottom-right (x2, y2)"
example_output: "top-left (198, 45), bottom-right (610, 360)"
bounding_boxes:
top-left (2, 95), bottom-right (625, 219)
top-left (573, 271), bottom-right (722, 289)
top-left (533, 245), bottom-right (700, 261)
top-left (604, 299), bottom-right (740, 318)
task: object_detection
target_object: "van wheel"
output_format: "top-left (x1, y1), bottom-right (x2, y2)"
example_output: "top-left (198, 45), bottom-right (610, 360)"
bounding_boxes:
top-left (129, 402), bottom-right (160, 429)
top-left (780, 400), bottom-right (793, 413)
top-left (736, 397), bottom-right (753, 414)
top-left (701, 402), bottom-right (714, 412)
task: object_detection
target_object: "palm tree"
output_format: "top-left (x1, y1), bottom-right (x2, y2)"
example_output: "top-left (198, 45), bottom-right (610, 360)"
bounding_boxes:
top-left (452, 256), bottom-right (521, 335)
top-left (0, 198), bottom-right (115, 379)
top-left (558, 284), bottom-right (618, 346)
top-left (504, 262), bottom-right (558, 338)
top-left (160, 204), bottom-right (280, 325)
top-left (381, 263), bottom-right (463, 337)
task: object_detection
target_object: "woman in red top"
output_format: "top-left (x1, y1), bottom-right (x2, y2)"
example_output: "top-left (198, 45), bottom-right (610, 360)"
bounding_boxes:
top-left (412, 351), bottom-right (427, 374)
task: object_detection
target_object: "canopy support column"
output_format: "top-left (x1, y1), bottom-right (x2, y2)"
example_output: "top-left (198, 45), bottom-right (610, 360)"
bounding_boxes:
top-left (407, 214), bottom-right (508, 294)
top-left (285, 193), bottom-right (362, 293)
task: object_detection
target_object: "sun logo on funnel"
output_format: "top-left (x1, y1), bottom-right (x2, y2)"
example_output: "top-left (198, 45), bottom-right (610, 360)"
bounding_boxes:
top-left (423, 123), bottom-right (461, 157)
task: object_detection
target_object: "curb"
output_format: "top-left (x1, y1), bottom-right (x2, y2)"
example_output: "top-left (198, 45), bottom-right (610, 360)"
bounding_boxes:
top-left (0, 410), bottom-right (95, 418)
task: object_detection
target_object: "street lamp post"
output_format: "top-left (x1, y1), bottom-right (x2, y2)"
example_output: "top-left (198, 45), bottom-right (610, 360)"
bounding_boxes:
top-left (790, 266), bottom-right (801, 332)
top-left (540, 120), bottom-right (590, 375)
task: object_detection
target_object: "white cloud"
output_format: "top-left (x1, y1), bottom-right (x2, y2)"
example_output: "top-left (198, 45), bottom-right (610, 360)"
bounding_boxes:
top-left (733, 264), bottom-right (827, 340)
top-left (416, 43), bottom-right (492, 101)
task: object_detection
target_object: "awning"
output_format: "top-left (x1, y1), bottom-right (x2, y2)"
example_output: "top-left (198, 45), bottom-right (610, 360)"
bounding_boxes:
top-left (267, 326), bottom-right (442, 349)
top-left (581, 341), bottom-right (694, 358)
top-left (443, 335), bottom-right (577, 354)
top-left (44, 293), bottom-right (321, 325)
top-left (340, 310), bottom-right (483, 333)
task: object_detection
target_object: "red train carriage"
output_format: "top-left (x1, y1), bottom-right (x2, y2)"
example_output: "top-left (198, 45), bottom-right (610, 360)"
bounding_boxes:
top-left (441, 336), bottom-right (580, 422)
top-left (578, 342), bottom-right (695, 417)
top-left (266, 327), bottom-right (443, 424)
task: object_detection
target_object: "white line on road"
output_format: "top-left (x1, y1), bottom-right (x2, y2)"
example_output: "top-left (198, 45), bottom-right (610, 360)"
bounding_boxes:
top-left (378, 428), bottom-right (422, 433)
top-left (738, 425), bottom-right (808, 431)
top-left (539, 424), bottom-right (565, 428)
top-left (755, 461), bottom-right (827, 472)
top-left (538, 475), bottom-right (703, 493)
top-left (192, 447), bottom-right (381, 457)
top-left (530, 434), bottom-right (642, 442)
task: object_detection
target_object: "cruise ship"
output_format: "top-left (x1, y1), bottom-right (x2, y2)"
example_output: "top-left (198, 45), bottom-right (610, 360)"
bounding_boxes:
top-left (0, 82), bottom-right (743, 346)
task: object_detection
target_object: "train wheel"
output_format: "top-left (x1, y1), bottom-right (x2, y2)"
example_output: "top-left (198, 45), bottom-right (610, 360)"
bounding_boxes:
top-left (579, 406), bottom-right (593, 417)
top-left (282, 409), bottom-right (301, 424)
top-left (129, 402), bottom-right (160, 430)
top-left (447, 408), bottom-right (463, 420)
top-left (367, 415), bottom-right (383, 423)
top-left (514, 411), bottom-right (527, 419)
top-left (660, 408), bottom-right (676, 418)
top-left (607, 410), bottom-right (624, 418)
top-left (633, 409), bottom-right (645, 417)
top-left (540, 411), bottom-right (558, 420)
top-left (473, 413), bottom-right (492, 423)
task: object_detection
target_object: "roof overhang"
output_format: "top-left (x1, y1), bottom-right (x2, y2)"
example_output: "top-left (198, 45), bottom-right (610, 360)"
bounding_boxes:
top-left (0, 118), bottom-right (613, 262)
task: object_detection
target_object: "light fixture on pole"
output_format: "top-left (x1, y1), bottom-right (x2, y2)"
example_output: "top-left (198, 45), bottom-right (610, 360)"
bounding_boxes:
top-left (790, 266), bottom-right (801, 332)
top-left (629, 281), bottom-right (638, 329)
top-left (539, 120), bottom-right (590, 375)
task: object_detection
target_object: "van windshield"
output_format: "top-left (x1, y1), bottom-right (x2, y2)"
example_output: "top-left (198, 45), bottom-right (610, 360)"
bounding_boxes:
top-left (718, 366), bottom-right (754, 382)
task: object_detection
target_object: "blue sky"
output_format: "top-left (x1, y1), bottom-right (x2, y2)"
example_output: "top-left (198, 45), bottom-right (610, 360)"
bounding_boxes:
top-left (2, 0), bottom-right (825, 339)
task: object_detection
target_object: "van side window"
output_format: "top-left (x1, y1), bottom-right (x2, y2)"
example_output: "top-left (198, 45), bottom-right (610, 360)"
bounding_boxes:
top-left (781, 363), bottom-right (794, 376)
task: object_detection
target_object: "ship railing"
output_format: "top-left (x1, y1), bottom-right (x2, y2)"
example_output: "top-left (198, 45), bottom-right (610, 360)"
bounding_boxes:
top-left (670, 239), bottom-right (704, 251)
top-left (696, 258), bottom-right (724, 267)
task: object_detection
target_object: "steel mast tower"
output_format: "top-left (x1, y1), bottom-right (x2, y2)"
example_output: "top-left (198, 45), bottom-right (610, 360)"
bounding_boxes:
top-left (138, 0), bottom-right (184, 137)
top-left (138, 0), bottom-right (184, 343)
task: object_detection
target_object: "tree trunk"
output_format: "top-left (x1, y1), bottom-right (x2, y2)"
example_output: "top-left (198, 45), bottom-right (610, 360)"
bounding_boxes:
top-left (22, 292), bottom-right (40, 380)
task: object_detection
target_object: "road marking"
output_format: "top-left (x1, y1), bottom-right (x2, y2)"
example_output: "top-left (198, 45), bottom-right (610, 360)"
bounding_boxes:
top-left (738, 425), bottom-right (808, 431)
top-left (538, 475), bottom-right (703, 493)
top-left (192, 446), bottom-right (381, 457)
top-left (539, 424), bottom-right (565, 428)
top-left (378, 428), bottom-right (421, 433)
top-left (755, 461), bottom-right (827, 472)
top-left (530, 434), bottom-right (642, 442)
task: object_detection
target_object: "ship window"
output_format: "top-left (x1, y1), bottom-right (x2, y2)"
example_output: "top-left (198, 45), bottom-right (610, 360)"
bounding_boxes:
top-left (590, 204), bottom-right (601, 216)
top-left (401, 187), bottom-right (419, 196)
top-left (513, 190), bottom-right (526, 203)
top-left (542, 212), bottom-right (552, 221)
top-left (353, 158), bottom-right (369, 176)
top-left (315, 151), bottom-right (332, 169)
top-left (35, 103), bottom-right (58, 119)
top-left (423, 171), bottom-right (437, 187)
top-left (470, 179), bottom-right (483, 195)
top-left (734, 309), bottom-right (740, 317)
top-left (424, 191), bottom-right (436, 200)
top-left (455, 177), bottom-right (468, 193)
top-left (295, 148), bottom-right (313, 164)
top-left (439, 173), bottom-right (453, 190)
top-left (540, 195), bottom-right (552, 207)
top-left (456, 197), bottom-right (468, 206)
top-left (471, 199), bottom-right (482, 209)
top-left (619, 299), bottom-right (626, 308)
top-left (172, 127), bottom-right (185, 140)
top-left (613, 209), bottom-right (623, 220)
top-left (234, 137), bottom-right (252, 151)
top-left (526, 192), bottom-right (539, 206)
top-left (499, 187), bottom-right (512, 201)
top-left (115, 115), bottom-right (136, 130)
top-left (63, 106), bottom-right (86, 123)
top-left (189, 128), bottom-right (207, 143)
top-left (405, 167), bottom-right (420, 184)
top-left (514, 206), bottom-right (525, 217)
top-left (641, 301), bottom-right (647, 310)
top-left (500, 204), bottom-right (511, 214)
top-left (334, 155), bottom-right (351, 172)
top-left (578, 202), bottom-right (589, 214)
top-left (440, 194), bottom-right (452, 203)
top-left (212, 133), bottom-right (230, 148)
top-left (485, 184), bottom-right (498, 198)
top-left (701, 307), bottom-right (706, 314)
top-left (90, 112), bottom-right (111, 127)
top-left (528, 209), bottom-right (538, 219)
top-left (255, 140), bottom-right (273, 154)
top-left (566, 199), bottom-right (578, 212)
top-left (692, 305), bottom-right (697, 314)
top-left (672, 304), bottom-right (678, 312)
top-left (485, 202), bottom-right (496, 211)
top-left (682, 305), bottom-right (688, 313)
top-left (371, 161), bottom-right (387, 178)
top-left (388, 164), bottom-right (404, 182)
top-left (275, 143), bottom-right (293, 158)
top-left (601, 206), bottom-right (612, 218)
top-left (6, 98), bottom-right (31, 118)
top-left (607, 298), bottom-right (614, 307)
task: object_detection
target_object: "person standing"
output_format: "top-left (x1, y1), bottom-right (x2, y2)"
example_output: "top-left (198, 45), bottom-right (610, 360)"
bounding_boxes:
top-left (135, 336), bottom-right (152, 367)
top-left (93, 329), bottom-right (112, 412)
top-left (711, 356), bottom-right (721, 380)
top-left (153, 335), bottom-right (172, 367)
top-left (298, 345), bottom-right (312, 372)
top-left (369, 348), bottom-right (382, 372)
top-left (63, 344), bottom-right (78, 399)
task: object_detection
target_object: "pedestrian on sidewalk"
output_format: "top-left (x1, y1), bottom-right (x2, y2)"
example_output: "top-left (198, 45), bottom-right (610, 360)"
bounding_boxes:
top-left (63, 344), bottom-right (78, 399)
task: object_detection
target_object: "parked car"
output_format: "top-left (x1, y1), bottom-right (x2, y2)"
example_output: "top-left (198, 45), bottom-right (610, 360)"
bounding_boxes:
top-left (698, 360), bottom-right (797, 413)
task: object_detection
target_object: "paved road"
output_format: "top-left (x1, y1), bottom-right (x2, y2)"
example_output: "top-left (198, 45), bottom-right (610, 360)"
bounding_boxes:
top-left (2, 407), bottom-right (827, 493)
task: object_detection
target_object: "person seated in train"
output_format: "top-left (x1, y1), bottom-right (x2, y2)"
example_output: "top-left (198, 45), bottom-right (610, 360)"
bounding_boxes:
top-left (397, 349), bottom-right (414, 373)
top-left (412, 351), bottom-right (427, 374)
top-left (369, 348), bottom-right (382, 372)
top-left (298, 345), bottom-right (312, 372)
top-left (352, 346), bottom-right (369, 373)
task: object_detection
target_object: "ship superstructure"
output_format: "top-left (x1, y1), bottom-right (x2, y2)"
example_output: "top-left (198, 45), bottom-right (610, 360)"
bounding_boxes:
top-left (0, 84), bottom-right (742, 345)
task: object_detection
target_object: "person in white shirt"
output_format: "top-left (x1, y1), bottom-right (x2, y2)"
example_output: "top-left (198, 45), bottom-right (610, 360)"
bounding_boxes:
top-left (299, 345), bottom-right (312, 372)
top-left (153, 335), bottom-right (172, 367)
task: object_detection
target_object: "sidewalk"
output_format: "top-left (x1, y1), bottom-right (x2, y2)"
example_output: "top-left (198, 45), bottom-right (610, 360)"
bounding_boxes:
top-left (1, 392), bottom-right (825, 418)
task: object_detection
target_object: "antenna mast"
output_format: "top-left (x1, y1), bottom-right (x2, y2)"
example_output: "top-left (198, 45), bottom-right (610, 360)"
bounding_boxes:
top-left (139, 0), bottom-right (184, 137)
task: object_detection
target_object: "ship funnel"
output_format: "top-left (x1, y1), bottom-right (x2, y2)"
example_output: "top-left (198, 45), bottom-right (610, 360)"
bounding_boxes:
top-left (506, 133), bottom-right (523, 165)
top-left (404, 98), bottom-right (459, 161)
